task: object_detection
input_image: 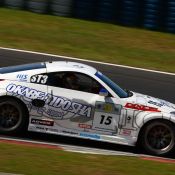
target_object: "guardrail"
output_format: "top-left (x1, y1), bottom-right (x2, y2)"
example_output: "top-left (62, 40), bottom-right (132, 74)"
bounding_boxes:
top-left (1, 0), bottom-right (175, 34)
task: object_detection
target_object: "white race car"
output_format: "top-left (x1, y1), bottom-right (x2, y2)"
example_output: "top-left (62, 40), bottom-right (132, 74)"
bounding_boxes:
top-left (0, 61), bottom-right (175, 156)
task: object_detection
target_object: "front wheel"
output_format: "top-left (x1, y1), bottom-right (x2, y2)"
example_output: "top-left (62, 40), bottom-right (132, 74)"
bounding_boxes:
top-left (0, 99), bottom-right (28, 134)
top-left (141, 120), bottom-right (175, 156)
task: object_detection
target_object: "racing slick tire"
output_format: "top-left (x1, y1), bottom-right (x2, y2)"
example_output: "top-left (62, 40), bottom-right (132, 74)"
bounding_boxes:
top-left (141, 120), bottom-right (175, 156)
top-left (0, 98), bottom-right (28, 134)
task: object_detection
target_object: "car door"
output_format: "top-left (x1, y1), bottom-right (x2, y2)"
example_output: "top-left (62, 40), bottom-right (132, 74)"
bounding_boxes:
top-left (45, 71), bottom-right (122, 137)
top-left (15, 71), bottom-right (50, 132)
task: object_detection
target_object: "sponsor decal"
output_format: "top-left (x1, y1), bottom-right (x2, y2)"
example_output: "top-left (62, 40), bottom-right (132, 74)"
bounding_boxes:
top-left (46, 97), bottom-right (92, 118)
top-left (125, 103), bottom-right (161, 112)
top-left (148, 101), bottom-right (163, 107)
top-left (147, 96), bottom-right (175, 109)
top-left (16, 74), bottom-right (28, 81)
top-left (103, 104), bottom-right (113, 112)
top-left (95, 102), bottom-right (122, 114)
top-left (6, 84), bottom-right (45, 100)
top-left (80, 132), bottom-right (100, 140)
top-left (62, 130), bottom-right (78, 135)
top-left (36, 126), bottom-right (45, 130)
top-left (120, 129), bottom-right (132, 136)
top-left (30, 74), bottom-right (48, 84)
top-left (78, 123), bottom-right (92, 129)
top-left (45, 128), bottom-right (59, 133)
top-left (6, 84), bottom-right (92, 119)
top-left (31, 119), bottom-right (54, 126)
top-left (35, 126), bottom-right (59, 133)
top-left (46, 108), bottom-right (65, 119)
top-left (35, 126), bottom-right (58, 132)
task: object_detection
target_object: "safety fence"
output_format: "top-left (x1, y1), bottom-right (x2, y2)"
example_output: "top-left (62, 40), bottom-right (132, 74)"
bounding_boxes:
top-left (1, 0), bottom-right (175, 34)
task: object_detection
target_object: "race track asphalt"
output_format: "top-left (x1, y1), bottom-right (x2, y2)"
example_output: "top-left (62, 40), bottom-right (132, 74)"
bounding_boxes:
top-left (0, 48), bottom-right (175, 103)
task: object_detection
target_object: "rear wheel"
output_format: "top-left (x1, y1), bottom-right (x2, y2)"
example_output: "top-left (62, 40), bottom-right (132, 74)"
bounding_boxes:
top-left (0, 99), bottom-right (28, 134)
top-left (141, 120), bottom-right (175, 156)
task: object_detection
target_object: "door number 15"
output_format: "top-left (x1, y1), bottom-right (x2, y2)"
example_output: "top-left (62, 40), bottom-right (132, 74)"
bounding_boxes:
top-left (100, 115), bottom-right (112, 125)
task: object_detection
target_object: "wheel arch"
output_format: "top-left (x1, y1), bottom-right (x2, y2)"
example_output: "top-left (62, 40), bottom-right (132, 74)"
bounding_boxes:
top-left (0, 95), bottom-right (29, 118)
top-left (0, 95), bottom-right (30, 134)
top-left (137, 118), bottom-right (175, 145)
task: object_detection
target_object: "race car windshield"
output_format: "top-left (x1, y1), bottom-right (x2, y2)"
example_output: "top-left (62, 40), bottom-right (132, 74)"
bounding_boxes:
top-left (95, 71), bottom-right (128, 98)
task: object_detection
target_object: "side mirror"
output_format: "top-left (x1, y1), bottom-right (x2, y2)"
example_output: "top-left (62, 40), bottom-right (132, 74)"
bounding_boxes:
top-left (32, 99), bottom-right (45, 108)
top-left (99, 88), bottom-right (108, 97)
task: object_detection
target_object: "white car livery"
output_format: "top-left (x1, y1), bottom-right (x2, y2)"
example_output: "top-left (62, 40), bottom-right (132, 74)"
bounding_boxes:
top-left (0, 61), bottom-right (175, 156)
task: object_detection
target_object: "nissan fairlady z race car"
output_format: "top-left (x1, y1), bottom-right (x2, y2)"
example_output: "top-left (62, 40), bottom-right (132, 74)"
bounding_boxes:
top-left (0, 61), bottom-right (175, 156)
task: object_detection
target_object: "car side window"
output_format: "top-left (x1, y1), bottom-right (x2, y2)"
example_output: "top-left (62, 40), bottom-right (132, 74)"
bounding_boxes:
top-left (46, 72), bottom-right (103, 95)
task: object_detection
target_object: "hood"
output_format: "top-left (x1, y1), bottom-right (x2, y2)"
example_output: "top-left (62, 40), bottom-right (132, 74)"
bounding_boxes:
top-left (132, 92), bottom-right (175, 113)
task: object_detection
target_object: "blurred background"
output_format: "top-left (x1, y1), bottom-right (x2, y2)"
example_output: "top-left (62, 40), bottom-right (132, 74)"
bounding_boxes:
top-left (0, 0), bottom-right (175, 34)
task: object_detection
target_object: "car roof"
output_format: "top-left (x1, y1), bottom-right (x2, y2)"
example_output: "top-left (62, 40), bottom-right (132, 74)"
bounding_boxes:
top-left (45, 61), bottom-right (97, 75)
top-left (0, 62), bottom-right (46, 74)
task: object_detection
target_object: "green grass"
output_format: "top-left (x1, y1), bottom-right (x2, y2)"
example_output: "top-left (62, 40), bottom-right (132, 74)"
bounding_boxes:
top-left (0, 8), bottom-right (175, 72)
top-left (0, 142), bottom-right (174, 175)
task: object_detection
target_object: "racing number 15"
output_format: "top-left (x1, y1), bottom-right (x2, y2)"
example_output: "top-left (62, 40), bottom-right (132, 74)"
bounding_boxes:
top-left (100, 115), bottom-right (112, 125)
